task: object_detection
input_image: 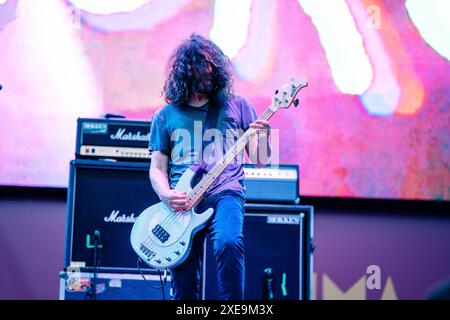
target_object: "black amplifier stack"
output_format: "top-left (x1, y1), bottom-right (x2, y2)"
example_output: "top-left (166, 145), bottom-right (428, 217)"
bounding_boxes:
top-left (62, 117), bottom-right (314, 300)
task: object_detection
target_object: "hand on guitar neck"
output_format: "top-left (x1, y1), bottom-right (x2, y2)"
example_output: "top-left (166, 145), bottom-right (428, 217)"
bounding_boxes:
top-left (159, 189), bottom-right (187, 212)
top-left (248, 119), bottom-right (271, 137)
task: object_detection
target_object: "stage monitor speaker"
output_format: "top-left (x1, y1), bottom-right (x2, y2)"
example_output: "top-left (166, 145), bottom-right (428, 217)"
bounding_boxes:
top-left (202, 204), bottom-right (314, 300)
top-left (65, 159), bottom-right (159, 272)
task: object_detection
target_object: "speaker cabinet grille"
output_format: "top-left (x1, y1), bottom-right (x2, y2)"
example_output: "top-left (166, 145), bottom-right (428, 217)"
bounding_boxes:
top-left (65, 160), bottom-right (159, 272)
top-left (202, 204), bottom-right (313, 300)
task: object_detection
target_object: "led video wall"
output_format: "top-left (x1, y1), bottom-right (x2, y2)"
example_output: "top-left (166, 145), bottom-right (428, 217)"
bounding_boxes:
top-left (0, 0), bottom-right (448, 200)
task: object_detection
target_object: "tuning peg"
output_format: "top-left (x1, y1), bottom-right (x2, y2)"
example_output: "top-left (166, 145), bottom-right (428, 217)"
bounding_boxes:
top-left (293, 99), bottom-right (299, 107)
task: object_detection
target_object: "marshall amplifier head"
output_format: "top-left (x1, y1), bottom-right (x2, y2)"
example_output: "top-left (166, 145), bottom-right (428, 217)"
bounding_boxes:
top-left (75, 118), bottom-right (151, 161)
top-left (65, 159), bottom-right (160, 272)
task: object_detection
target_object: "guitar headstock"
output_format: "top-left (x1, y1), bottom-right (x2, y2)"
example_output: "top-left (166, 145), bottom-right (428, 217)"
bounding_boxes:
top-left (271, 77), bottom-right (308, 110)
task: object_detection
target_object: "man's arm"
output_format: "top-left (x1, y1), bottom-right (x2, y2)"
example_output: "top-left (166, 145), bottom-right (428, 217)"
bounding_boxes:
top-left (150, 151), bottom-right (187, 211)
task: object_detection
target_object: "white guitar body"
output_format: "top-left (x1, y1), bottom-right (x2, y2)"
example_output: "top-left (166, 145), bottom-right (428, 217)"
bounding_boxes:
top-left (130, 167), bottom-right (214, 269)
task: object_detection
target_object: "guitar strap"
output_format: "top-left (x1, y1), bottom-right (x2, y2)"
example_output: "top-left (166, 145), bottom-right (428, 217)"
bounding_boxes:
top-left (203, 101), bottom-right (220, 135)
top-left (199, 100), bottom-right (221, 172)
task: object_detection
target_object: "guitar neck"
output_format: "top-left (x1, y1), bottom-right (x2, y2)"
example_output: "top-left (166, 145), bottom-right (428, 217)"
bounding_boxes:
top-left (186, 106), bottom-right (276, 207)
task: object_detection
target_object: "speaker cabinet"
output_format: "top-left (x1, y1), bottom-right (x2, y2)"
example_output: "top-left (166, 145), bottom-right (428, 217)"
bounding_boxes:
top-left (202, 204), bottom-right (314, 300)
top-left (65, 159), bottom-right (160, 272)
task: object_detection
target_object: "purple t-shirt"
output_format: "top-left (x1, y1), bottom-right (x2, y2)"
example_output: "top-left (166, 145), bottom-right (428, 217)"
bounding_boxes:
top-left (148, 95), bottom-right (257, 197)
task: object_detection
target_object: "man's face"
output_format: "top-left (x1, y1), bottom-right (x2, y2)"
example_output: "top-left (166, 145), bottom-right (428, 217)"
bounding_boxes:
top-left (192, 58), bottom-right (214, 94)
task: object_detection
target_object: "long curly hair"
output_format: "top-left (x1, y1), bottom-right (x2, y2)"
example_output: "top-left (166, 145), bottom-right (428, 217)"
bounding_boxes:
top-left (163, 34), bottom-right (233, 107)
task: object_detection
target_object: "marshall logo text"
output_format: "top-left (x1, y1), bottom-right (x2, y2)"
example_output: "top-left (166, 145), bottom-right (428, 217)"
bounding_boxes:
top-left (110, 128), bottom-right (150, 142)
top-left (104, 210), bottom-right (137, 223)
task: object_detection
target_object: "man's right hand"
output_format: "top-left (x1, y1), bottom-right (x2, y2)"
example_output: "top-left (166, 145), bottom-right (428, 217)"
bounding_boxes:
top-left (160, 189), bottom-right (188, 212)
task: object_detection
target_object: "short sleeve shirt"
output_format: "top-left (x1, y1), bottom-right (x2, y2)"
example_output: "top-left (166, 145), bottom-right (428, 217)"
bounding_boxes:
top-left (148, 95), bottom-right (257, 196)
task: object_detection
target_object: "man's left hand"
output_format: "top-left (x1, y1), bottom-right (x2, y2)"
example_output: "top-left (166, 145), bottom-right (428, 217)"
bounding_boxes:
top-left (249, 120), bottom-right (271, 137)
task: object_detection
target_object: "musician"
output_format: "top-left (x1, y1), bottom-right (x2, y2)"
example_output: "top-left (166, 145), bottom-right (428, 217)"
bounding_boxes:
top-left (148, 34), bottom-right (271, 300)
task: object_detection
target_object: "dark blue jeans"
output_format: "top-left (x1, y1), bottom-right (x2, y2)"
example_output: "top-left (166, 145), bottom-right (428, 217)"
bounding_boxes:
top-left (170, 190), bottom-right (245, 300)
